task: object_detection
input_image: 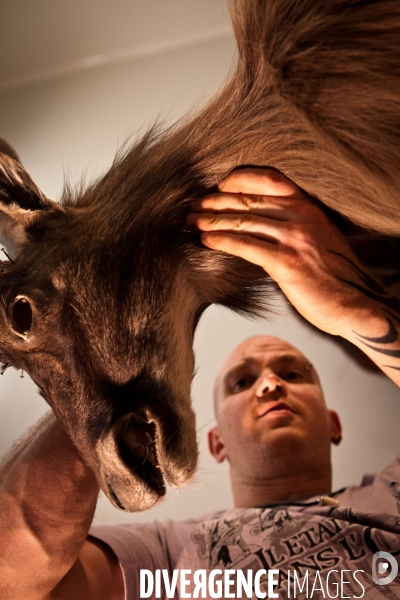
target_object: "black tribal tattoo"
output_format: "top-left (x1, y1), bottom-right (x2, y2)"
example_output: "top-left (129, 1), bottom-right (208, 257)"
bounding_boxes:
top-left (328, 250), bottom-right (400, 371)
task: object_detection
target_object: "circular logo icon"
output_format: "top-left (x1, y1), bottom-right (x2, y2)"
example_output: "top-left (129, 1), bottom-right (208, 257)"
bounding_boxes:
top-left (372, 551), bottom-right (398, 586)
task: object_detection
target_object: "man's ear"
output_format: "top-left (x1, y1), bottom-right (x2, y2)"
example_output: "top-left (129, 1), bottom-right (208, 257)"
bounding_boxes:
top-left (329, 410), bottom-right (342, 446)
top-left (208, 426), bottom-right (228, 463)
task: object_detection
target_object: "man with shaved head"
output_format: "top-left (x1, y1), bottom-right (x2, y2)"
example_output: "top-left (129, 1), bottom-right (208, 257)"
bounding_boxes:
top-left (209, 335), bottom-right (342, 508)
top-left (1, 169), bottom-right (400, 599)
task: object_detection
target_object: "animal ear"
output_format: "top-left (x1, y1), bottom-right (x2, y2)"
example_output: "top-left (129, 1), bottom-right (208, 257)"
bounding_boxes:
top-left (0, 148), bottom-right (53, 259)
top-left (0, 149), bottom-right (45, 213)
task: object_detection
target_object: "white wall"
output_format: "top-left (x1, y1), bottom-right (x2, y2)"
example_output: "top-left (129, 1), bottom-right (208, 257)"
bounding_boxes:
top-left (0, 5), bottom-right (399, 527)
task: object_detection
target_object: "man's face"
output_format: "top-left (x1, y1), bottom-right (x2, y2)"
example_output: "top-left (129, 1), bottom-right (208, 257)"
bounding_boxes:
top-left (209, 336), bottom-right (340, 476)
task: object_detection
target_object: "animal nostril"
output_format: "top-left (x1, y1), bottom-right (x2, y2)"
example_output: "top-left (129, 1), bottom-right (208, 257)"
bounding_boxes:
top-left (12, 296), bottom-right (32, 335)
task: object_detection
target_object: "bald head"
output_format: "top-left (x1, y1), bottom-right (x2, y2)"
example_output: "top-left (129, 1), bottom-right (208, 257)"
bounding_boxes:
top-left (208, 335), bottom-right (342, 506)
top-left (214, 335), bottom-right (321, 414)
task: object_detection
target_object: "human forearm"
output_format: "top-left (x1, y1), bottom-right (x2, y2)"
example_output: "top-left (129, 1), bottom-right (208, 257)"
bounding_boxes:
top-left (0, 412), bottom-right (99, 600)
top-left (329, 271), bottom-right (400, 384)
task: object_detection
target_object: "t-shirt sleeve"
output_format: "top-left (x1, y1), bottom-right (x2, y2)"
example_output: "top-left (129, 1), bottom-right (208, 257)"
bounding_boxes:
top-left (338, 452), bottom-right (400, 516)
top-left (90, 523), bottom-right (169, 600)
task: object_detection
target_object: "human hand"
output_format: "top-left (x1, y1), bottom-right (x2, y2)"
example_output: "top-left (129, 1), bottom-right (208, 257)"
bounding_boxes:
top-left (187, 168), bottom-right (379, 338)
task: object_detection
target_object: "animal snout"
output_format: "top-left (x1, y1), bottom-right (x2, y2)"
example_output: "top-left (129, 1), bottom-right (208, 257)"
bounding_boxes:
top-left (97, 412), bottom-right (166, 512)
top-left (93, 374), bottom-right (199, 511)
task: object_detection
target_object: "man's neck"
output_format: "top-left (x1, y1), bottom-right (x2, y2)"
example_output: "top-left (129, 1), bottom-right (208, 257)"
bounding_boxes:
top-left (230, 468), bottom-right (332, 508)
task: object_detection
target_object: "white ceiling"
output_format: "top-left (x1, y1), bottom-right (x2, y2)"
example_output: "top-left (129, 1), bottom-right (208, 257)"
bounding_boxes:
top-left (0, 0), bottom-right (232, 90)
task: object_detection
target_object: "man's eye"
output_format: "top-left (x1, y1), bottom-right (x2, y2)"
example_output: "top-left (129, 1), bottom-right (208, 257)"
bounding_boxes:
top-left (232, 377), bottom-right (253, 393)
top-left (282, 370), bottom-right (303, 381)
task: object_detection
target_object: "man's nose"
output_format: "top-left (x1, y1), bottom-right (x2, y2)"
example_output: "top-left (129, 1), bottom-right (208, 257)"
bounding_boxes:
top-left (255, 373), bottom-right (285, 399)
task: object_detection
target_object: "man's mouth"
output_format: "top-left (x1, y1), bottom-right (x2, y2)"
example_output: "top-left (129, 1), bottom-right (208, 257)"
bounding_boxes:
top-left (257, 401), bottom-right (295, 418)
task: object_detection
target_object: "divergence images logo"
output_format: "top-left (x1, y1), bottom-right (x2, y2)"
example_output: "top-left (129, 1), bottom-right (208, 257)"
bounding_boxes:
top-left (372, 551), bottom-right (398, 586)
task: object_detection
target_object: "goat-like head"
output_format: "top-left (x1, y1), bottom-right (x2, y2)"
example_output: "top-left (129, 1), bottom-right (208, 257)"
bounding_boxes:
top-left (0, 138), bottom-right (269, 511)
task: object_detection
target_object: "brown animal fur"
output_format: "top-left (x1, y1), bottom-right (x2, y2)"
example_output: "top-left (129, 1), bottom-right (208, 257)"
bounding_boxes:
top-left (0, 0), bottom-right (399, 511)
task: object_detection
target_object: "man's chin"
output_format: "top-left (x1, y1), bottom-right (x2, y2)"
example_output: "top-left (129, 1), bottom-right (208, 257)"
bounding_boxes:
top-left (260, 425), bottom-right (308, 455)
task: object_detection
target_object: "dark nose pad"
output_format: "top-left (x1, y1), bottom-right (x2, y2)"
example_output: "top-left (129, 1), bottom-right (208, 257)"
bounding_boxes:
top-left (113, 413), bottom-right (165, 497)
top-left (117, 414), bottom-right (158, 468)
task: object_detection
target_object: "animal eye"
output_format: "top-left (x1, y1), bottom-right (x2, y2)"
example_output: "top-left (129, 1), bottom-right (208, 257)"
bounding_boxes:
top-left (12, 296), bottom-right (32, 335)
